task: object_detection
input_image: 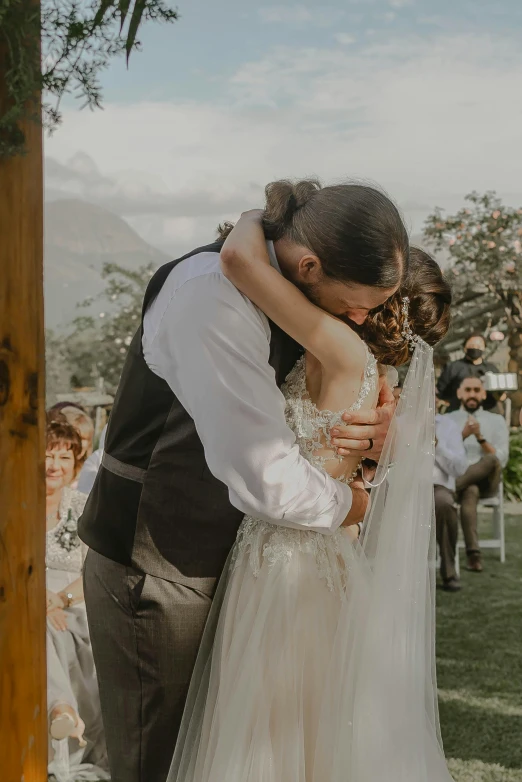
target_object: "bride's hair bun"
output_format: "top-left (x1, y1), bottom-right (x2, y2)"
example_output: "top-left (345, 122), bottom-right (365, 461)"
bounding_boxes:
top-left (263, 179), bottom-right (322, 240)
top-left (363, 247), bottom-right (452, 366)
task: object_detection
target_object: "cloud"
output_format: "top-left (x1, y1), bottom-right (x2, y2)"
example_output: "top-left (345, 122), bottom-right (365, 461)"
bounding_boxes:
top-left (335, 33), bottom-right (356, 45)
top-left (389, 0), bottom-right (414, 7)
top-left (258, 5), bottom-right (345, 26)
top-left (46, 155), bottom-right (262, 218)
top-left (45, 30), bottom-right (522, 251)
top-left (258, 5), bottom-right (314, 24)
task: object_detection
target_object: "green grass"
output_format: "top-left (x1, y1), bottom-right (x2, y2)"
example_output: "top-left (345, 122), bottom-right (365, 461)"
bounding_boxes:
top-left (437, 508), bottom-right (522, 782)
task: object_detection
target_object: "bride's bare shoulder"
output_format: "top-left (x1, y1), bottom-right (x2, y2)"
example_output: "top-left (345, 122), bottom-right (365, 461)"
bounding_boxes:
top-left (320, 315), bottom-right (369, 374)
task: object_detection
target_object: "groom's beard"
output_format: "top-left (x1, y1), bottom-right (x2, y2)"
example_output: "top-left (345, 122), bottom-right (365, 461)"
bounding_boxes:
top-left (294, 279), bottom-right (362, 334)
top-left (293, 278), bottom-right (323, 308)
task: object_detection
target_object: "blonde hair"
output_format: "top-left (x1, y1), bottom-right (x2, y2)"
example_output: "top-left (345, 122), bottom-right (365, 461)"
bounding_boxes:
top-left (60, 406), bottom-right (94, 465)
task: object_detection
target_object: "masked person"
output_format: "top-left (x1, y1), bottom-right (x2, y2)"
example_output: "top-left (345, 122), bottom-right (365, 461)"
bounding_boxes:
top-left (437, 333), bottom-right (498, 412)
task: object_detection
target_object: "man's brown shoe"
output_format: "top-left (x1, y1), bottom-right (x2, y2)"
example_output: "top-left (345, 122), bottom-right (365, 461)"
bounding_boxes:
top-left (466, 551), bottom-right (483, 572)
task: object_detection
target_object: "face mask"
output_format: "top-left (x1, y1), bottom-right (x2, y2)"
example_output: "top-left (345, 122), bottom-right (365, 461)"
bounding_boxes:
top-left (466, 348), bottom-right (483, 360)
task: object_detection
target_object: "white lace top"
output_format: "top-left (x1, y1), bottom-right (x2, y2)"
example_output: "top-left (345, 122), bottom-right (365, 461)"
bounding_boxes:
top-left (232, 345), bottom-right (378, 590)
top-left (283, 347), bottom-right (378, 484)
top-left (46, 487), bottom-right (87, 574)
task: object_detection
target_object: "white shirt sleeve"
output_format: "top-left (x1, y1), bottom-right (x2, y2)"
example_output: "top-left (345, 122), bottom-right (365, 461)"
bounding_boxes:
top-left (77, 450), bottom-right (103, 495)
top-left (435, 416), bottom-right (468, 479)
top-left (143, 271), bottom-right (352, 533)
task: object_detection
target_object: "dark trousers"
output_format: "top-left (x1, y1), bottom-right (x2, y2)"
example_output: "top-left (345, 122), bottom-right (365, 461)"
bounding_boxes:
top-left (434, 485), bottom-right (459, 582)
top-left (83, 549), bottom-right (215, 782)
top-left (455, 454), bottom-right (502, 554)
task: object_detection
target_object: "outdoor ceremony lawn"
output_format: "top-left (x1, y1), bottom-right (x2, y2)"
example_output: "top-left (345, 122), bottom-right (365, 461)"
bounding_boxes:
top-left (437, 505), bottom-right (522, 782)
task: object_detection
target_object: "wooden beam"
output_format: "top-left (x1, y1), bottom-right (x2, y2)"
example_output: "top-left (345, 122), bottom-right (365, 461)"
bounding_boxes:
top-left (0, 26), bottom-right (47, 782)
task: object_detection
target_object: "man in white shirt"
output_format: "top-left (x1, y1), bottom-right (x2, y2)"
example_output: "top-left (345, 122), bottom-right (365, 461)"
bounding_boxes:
top-left (80, 180), bottom-right (408, 782)
top-left (448, 377), bottom-right (509, 572)
top-left (434, 414), bottom-right (468, 591)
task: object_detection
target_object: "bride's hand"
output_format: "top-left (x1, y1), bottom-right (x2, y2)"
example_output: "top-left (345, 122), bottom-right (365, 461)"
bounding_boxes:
top-left (46, 590), bottom-right (64, 613)
top-left (221, 209), bottom-right (269, 281)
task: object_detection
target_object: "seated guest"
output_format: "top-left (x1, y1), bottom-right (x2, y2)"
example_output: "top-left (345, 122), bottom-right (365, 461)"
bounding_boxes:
top-left (45, 421), bottom-right (108, 777)
top-left (448, 377), bottom-right (509, 572)
top-left (434, 414), bottom-right (468, 591)
top-left (437, 332), bottom-right (498, 412)
top-left (60, 406), bottom-right (95, 487)
top-left (77, 425), bottom-right (107, 496)
top-left (60, 405), bottom-right (95, 459)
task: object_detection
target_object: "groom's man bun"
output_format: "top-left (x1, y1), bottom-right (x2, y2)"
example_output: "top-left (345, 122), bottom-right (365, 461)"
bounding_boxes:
top-left (218, 177), bottom-right (409, 290)
top-left (262, 179), bottom-right (321, 236)
top-left (263, 177), bottom-right (409, 290)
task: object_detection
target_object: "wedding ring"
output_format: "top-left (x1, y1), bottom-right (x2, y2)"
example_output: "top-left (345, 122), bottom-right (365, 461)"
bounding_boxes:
top-left (366, 438), bottom-right (374, 452)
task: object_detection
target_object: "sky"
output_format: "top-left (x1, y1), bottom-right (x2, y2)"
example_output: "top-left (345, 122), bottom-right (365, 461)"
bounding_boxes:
top-left (45, 0), bottom-right (522, 256)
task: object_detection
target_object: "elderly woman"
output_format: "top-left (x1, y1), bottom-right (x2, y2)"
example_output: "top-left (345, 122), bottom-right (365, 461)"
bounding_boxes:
top-left (45, 421), bottom-right (108, 779)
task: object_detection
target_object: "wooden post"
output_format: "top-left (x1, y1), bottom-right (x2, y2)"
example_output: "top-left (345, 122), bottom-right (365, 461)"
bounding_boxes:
top-left (0, 26), bottom-right (47, 782)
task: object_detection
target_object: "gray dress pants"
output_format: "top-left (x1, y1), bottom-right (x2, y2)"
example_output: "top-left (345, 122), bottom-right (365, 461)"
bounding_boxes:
top-left (83, 549), bottom-right (215, 782)
top-left (455, 454), bottom-right (502, 553)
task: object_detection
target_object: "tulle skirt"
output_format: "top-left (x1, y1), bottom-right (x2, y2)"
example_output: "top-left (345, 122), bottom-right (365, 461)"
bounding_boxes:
top-left (167, 514), bottom-right (454, 782)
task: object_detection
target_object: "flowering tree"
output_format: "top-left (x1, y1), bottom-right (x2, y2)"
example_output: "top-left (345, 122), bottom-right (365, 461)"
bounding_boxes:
top-left (424, 191), bottom-right (522, 417)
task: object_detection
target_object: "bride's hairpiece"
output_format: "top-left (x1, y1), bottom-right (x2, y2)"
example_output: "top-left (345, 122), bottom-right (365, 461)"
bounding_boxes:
top-left (401, 296), bottom-right (419, 352)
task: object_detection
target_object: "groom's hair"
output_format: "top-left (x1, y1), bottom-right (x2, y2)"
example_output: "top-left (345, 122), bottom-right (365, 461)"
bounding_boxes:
top-left (219, 178), bottom-right (409, 289)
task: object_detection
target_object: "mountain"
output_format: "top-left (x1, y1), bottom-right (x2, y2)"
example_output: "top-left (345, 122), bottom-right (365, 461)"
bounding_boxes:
top-left (44, 199), bottom-right (168, 328)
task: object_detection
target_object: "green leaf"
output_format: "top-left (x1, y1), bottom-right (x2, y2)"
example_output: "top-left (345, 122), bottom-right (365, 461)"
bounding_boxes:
top-left (125, 0), bottom-right (147, 61)
top-left (92, 0), bottom-right (115, 28)
top-left (119, 0), bottom-right (133, 32)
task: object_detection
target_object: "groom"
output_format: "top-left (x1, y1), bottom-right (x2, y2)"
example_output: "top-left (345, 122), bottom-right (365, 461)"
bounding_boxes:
top-left (79, 179), bottom-right (408, 782)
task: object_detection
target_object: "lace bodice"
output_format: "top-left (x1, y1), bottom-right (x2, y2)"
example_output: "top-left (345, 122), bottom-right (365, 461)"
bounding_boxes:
top-left (232, 345), bottom-right (378, 589)
top-left (282, 347), bottom-right (377, 484)
top-left (46, 487), bottom-right (87, 573)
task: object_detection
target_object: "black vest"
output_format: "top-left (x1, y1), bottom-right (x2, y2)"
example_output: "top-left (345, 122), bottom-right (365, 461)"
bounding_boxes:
top-left (78, 242), bottom-right (302, 586)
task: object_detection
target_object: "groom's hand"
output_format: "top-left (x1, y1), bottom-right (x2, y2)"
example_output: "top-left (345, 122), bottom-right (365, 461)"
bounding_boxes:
top-left (330, 382), bottom-right (395, 462)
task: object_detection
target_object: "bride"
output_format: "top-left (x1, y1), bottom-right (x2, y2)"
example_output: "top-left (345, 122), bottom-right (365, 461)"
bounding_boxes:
top-left (167, 208), bottom-right (453, 782)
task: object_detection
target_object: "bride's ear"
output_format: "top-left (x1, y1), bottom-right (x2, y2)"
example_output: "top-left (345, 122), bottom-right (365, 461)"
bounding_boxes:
top-left (296, 253), bottom-right (322, 284)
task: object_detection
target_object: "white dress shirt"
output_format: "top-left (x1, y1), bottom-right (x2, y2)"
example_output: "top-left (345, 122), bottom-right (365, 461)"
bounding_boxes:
top-left (447, 408), bottom-right (509, 468)
top-left (141, 242), bottom-right (352, 534)
top-left (433, 414), bottom-right (468, 492)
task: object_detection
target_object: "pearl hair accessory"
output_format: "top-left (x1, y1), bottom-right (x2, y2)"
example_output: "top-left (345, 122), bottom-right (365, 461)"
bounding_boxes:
top-left (401, 296), bottom-right (420, 352)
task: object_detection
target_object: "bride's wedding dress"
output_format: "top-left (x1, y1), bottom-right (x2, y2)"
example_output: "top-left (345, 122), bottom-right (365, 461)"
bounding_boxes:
top-left (167, 341), bottom-right (454, 782)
